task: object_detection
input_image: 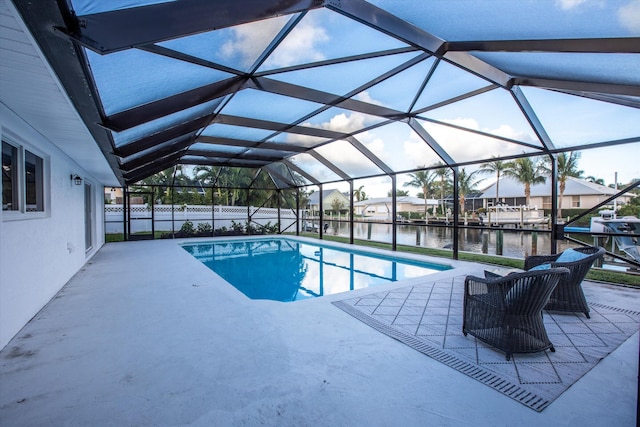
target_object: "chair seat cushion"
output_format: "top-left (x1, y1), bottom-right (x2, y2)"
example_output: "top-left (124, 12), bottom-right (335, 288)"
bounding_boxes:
top-left (556, 248), bottom-right (589, 263)
top-left (529, 263), bottom-right (551, 271)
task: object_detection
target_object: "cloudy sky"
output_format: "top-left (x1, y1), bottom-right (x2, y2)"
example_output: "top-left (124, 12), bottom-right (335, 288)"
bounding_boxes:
top-left (78, 0), bottom-right (639, 196)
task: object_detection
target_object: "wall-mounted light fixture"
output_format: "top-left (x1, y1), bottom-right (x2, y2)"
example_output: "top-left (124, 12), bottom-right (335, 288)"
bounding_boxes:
top-left (70, 174), bottom-right (83, 185)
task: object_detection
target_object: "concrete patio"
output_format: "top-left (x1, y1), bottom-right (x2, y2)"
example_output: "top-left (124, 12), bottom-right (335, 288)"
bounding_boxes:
top-left (1, 238), bottom-right (638, 426)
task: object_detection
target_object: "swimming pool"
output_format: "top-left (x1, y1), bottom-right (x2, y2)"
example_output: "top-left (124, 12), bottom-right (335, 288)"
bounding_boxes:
top-left (181, 237), bottom-right (452, 302)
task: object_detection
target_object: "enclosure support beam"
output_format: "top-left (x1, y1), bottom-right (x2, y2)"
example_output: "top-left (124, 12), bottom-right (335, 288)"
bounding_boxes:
top-left (392, 175), bottom-right (397, 251)
top-left (349, 181), bottom-right (355, 245)
top-left (60, 0), bottom-right (324, 54)
top-left (296, 189), bottom-right (300, 236)
top-left (123, 187), bottom-right (129, 240)
top-left (550, 156), bottom-right (560, 254)
top-left (319, 184), bottom-right (325, 239)
top-left (214, 184), bottom-right (216, 237)
top-left (276, 189), bottom-right (281, 235)
top-left (452, 167), bottom-right (459, 260)
top-left (171, 172), bottom-right (177, 238)
top-left (511, 86), bottom-right (556, 152)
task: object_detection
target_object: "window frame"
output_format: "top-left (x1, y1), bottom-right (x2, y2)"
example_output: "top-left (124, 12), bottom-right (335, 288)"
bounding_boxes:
top-left (571, 195), bottom-right (581, 208)
top-left (2, 140), bottom-right (19, 212)
top-left (2, 136), bottom-right (50, 220)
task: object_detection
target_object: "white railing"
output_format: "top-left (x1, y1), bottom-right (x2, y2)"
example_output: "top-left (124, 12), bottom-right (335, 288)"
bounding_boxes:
top-left (105, 204), bottom-right (299, 234)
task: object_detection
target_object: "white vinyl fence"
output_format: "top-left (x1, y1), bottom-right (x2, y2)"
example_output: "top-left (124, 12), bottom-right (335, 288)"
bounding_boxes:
top-left (105, 204), bottom-right (299, 234)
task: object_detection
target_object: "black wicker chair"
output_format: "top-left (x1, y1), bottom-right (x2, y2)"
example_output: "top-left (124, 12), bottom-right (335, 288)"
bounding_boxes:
top-left (463, 267), bottom-right (570, 361)
top-left (524, 246), bottom-right (605, 318)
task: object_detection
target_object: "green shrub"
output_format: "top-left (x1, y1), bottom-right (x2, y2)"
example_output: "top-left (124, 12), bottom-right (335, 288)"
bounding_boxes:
top-left (263, 221), bottom-right (279, 234)
top-left (618, 203), bottom-right (640, 217)
top-left (245, 222), bottom-right (258, 234)
top-left (231, 220), bottom-right (244, 233)
top-left (196, 222), bottom-right (212, 234)
top-left (180, 220), bottom-right (195, 235)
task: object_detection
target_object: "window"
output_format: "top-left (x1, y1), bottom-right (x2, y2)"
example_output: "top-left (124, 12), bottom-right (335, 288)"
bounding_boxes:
top-left (84, 182), bottom-right (93, 251)
top-left (2, 142), bottom-right (18, 211)
top-left (25, 150), bottom-right (44, 211)
top-left (2, 140), bottom-right (46, 215)
top-left (542, 196), bottom-right (552, 210)
top-left (572, 195), bottom-right (581, 208)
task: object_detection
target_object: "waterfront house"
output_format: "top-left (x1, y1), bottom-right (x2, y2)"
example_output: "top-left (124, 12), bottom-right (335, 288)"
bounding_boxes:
top-left (479, 176), bottom-right (632, 212)
top-left (306, 189), bottom-right (350, 216)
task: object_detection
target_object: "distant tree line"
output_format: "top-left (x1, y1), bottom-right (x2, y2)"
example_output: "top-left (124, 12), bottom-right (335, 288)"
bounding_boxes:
top-left (132, 153), bottom-right (636, 218)
top-left (132, 166), bottom-right (306, 209)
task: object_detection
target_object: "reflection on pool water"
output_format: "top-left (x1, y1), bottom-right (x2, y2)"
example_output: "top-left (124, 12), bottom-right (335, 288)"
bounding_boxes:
top-left (181, 237), bottom-right (452, 302)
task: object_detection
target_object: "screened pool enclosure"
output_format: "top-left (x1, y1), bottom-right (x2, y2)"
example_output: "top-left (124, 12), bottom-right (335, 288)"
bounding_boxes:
top-left (15, 0), bottom-right (640, 265)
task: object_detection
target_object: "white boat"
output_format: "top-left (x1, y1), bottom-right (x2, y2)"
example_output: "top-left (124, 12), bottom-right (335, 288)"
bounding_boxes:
top-left (591, 211), bottom-right (640, 262)
top-left (484, 205), bottom-right (549, 226)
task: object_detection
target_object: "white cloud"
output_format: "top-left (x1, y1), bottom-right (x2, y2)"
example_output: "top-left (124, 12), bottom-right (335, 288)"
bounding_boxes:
top-left (295, 112), bottom-right (378, 142)
top-left (220, 15), bottom-right (328, 69)
top-left (263, 18), bottom-right (329, 68)
top-left (354, 91), bottom-right (383, 106)
top-left (293, 111), bottom-right (546, 197)
top-left (365, 136), bottom-right (385, 158)
top-left (488, 124), bottom-right (538, 144)
top-left (556, 0), bottom-right (589, 10)
top-left (438, 117), bottom-right (534, 143)
top-left (422, 118), bottom-right (527, 163)
top-left (444, 117), bottom-right (480, 131)
top-left (402, 131), bottom-right (440, 168)
top-left (322, 112), bottom-right (367, 133)
top-left (618, 0), bottom-right (640, 34)
top-left (220, 19), bottom-right (286, 68)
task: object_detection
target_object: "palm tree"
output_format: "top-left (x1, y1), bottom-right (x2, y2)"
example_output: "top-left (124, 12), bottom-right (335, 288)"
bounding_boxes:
top-left (457, 168), bottom-right (483, 214)
top-left (249, 169), bottom-right (278, 208)
top-left (354, 185), bottom-right (366, 202)
top-left (388, 189), bottom-right (409, 197)
top-left (585, 175), bottom-right (605, 185)
top-left (478, 158), bottom-right (508, 206)
top-left (220, 167), bottom-right (253, 206)
top-left (503, 157), bottom-right (546, 206)
top-left (403, 167), bottom-right (436, 217)
top-left (542, 151), bottom-right (584, 218)
top-left (434, 163), bottom-right (452, 216)
top-left (331, 198), bottom-right (345, 215)
top-left (193, 165), bottom-right (217, 185)
top-left (194, 165), bottom-right (225, 204)
top-left (140, 166), bottom-right (191, 204)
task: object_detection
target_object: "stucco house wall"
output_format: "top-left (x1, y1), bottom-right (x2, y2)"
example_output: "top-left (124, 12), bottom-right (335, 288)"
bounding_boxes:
top-left (482, 177), bottom-right (630, 211)
top-left (0, 0), bottom-right (113, 350)
top-left (1, 105), bottom-right (106, 349)
top-left (308, 189), bottom-right (350, 214)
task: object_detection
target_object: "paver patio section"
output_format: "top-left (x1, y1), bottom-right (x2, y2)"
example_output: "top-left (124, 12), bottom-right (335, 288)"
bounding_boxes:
top-left (1, 238), bottom-right (638, 426)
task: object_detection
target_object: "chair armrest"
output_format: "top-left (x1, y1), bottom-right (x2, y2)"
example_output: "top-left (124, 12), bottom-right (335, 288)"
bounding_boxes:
top-left (524, 253), bottom-right (559, 270)
top-left (465, 274), bottom-right (501, 294)
top-left (484, 270), bottom-right (503, 279)
top-left (467, 268), bottom-right (569, 300)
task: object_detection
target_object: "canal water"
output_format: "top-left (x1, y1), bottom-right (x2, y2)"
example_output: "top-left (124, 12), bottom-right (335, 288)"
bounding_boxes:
top-left (328, 221), bottom-right (581, 260)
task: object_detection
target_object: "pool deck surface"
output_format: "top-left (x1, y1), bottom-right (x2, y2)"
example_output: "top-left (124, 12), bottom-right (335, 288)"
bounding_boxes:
top-left (1, 237), bottom-right (638, 426)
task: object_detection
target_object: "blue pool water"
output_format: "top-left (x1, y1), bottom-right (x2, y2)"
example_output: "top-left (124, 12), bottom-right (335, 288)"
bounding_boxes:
top-left (181, 237), bottom-right (451, 302)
